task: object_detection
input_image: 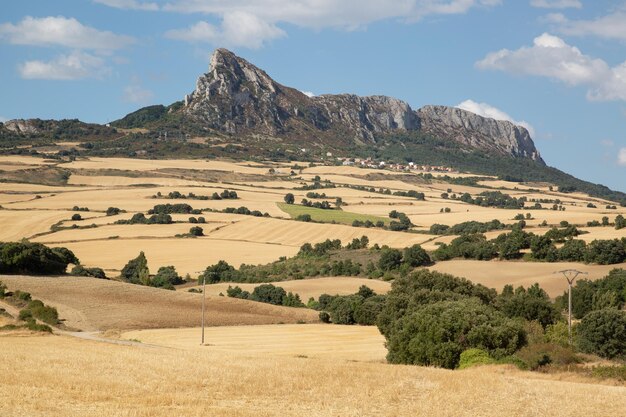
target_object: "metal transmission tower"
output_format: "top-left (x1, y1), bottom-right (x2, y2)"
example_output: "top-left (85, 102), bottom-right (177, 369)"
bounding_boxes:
top-left (555, 269), bottom-right (588, 344)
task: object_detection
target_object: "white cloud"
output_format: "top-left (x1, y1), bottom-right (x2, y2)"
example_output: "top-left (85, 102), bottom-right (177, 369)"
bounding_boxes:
top-left (161, 1), bottom-right (500, 28)
top-left (0, 16), bottom-right (134, 50)
top-left (552, 11), bottom-right (626, 41)
top-left (18, 51), bottom-right (110, 80)
top-left (530, 0), bottom-right (581, 9)
top-left (123, 83), bottom-right (155, 103)
top-left (165, 11), bottom-right (285, 49)
top-left (619, 148), bottom-right (626, 166)
top-left (601, 139), bottom-right (615, 147)
top-left (476, 33), bottom-right (626, 102)
top-left (302, 91), bottom-right (315, 97)
top-left (456, 99), bottom-right (536, 137)
top-left (93, 0), bottom-right (159, 11)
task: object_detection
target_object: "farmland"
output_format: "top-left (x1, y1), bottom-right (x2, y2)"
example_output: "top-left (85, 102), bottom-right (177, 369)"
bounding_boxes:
top-left (1, 154), bottom-right (626, 415)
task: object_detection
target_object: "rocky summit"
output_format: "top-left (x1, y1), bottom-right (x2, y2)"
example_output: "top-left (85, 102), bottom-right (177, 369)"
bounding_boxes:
top-left (181, 48), bottom-right (542, 162)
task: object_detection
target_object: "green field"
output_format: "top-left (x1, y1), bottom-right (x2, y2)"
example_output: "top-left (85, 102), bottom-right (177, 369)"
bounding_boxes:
top-left (277, 203), bottom-right (389, 225)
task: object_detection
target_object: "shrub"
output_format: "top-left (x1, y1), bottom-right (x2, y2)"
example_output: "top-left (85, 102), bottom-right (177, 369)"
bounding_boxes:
top-left (402, 244), bottom-right (431, 267)
top-left (353, 295), bottom-right (386, 325)
top-left (120, 251), bottom-right (150, 285)
top-left (151, 266), bottom-right (183, 289)
top-left (514, 343), bottom-right (580, 371)
top-left (199, 260), bottom-right (238, 283)
top-left (250, 284), bottom-right (286, 305)
top-left (226, 285), bottom-right (250, 299)
top-left (328, 295), bottom-right (362, 325)
top-left (319, 311), bottom-right (331, 323)
top-left (458, 348), bottom-right (496, 369)
top-left (577, 309), bottom-right (626, 359)
top-left (106, 207), bottom-right (121, 216)
top-left (384, 299), bottom-right (526, 369)
top-left (296, 214), bottom-right (312, 222)
top-left (189, 226), bottom-right (204, 236)
top-left (378, 248), bottom-right (403, 271)
top-left (0, 242), bottom-right (76, 275)
top-left (71, 213), bottom-right (82, 221)
top-left (70, 265), bottom-right (107, 279)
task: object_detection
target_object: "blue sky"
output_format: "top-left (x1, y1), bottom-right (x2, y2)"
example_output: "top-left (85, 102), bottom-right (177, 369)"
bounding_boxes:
top-left (1, 0), bottom-right (625, 192)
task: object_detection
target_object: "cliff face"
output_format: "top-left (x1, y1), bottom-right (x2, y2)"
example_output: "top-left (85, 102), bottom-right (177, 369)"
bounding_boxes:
top-left (182, 48), bottom-right (542, 161)
top-left (417, 105), bottom-right (543, 163)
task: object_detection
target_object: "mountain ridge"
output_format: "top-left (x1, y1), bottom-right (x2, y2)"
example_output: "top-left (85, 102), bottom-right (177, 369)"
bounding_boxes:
top-left (179, 48), bottom-right (543, 163)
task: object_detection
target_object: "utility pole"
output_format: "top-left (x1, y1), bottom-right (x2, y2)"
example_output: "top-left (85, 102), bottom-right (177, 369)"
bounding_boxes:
top-left (200, 271), bottom-right (215, 346)
top-left (555, 269), bottom-right (588, 344)
top-left (201, 274), bottom-right (206, 345)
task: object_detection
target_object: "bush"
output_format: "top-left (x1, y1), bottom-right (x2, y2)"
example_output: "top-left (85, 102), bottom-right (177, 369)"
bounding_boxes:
top-left (296, 214), bottom-right (312, 222)
top-left (515, 343), bottom-right (580, 371)
top-left (402, 244), bottom-right (431, 267)
top-left (319, 311), bottom-right (331, 323)
top-left (0, 242), bottom-right (76, 275)
top-left (250, 284), bottom-right (287, 305)
top-left (378, 248), bottom-right (403, 271)
top-left (458, 348), bottom-right (496, 369)
top-left (71, 213), bottom-right (82, 221)
top-left (226, 285), bottom-right (250, 299)
top-left (120, 251), bottom-right (150, 285)
top-left (328, 295), bottom-right (362, 325)
top-left (151, 266), bottom-right (183, 289)
top-left (577, 309), bottom-right (626, 359)
top-left (106, 207), bottom-right (121, 216)
top-left (71, 265), bottom-right (107, 279)
top-left (384, 299), bottom-right (526, 369)
top-left (199, 260), bottom-right (238, 283)
top-left (189, 226), bottom-right (204, 236)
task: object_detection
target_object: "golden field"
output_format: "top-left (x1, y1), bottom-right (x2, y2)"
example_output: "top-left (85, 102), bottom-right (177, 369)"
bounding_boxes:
top-left (1, 333), bottom-right (626, 417)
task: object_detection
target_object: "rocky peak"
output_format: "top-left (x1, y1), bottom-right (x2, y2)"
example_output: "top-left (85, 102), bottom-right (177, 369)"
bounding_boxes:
top-left (416, 105), bottom-right (544, 163)
top-left (3, 119), bottom-right (40, 135)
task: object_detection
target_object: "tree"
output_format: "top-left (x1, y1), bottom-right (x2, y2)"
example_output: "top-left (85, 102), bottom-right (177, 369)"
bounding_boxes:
top-left (120, 252), bottom-right (150, 285)
top-left (151, 266), bottom-right (183, 289)
top-left (250, 284), bottom-right (286, 305)
top-left (577, 309), bottom-right (626, 359)
top-left (71, 213), bottom-right (82, 221)
top-left (189, 226), bottom-right (204, 236)
top-left (616, 215), bottom-right (626, 230)
top-left (495, 283), bottom-right (559, 328)
top-left (378, 248), bottom-right (403, 271)
top-left (403, 244), bottom-right (431, 267)
top-left (106, 207), bottom-right (121, 216)
top-left (284, 193), bottom-right (295, 204)
top-left (384, 299), bottom-right (526, 369)
top-left (199, 260), bottom-right (237, 284)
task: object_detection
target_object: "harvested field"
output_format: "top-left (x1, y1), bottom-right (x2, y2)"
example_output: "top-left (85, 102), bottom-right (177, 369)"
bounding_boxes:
top-left (1, 334), bottom-right (625, 417)
top-left (0, 209), bottom-right (101, 241)
top-left (0, 275), bottom-right (317, 331)
top-left (123, 324), bottom-right (387, 361)
top-left (60, 238), bottom-right (300, 275)
top-left (429, 260), bottom-right (626, 297)
top-left (201, 277), bottom-right (391, 301)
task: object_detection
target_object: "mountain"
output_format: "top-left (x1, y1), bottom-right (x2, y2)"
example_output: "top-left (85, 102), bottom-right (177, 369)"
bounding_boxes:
top-left (0, 48), bottom-right (623, 203)
top-left (174, 48), bottom-right (542, 162)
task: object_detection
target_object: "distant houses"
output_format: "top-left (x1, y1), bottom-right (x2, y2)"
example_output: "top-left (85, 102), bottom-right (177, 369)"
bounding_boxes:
top-left (338, 157), bottom-right (455, 173)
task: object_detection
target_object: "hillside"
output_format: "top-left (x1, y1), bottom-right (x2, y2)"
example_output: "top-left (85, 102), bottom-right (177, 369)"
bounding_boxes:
top-left (0, 48), bottom-right (624, 203)
top-left (0, 275), bottom-right (318, 331)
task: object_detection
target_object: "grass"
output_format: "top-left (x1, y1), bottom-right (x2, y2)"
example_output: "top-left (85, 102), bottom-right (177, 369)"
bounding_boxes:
top-left (2, 334), bottom-right (626, 417)
top-left (0, 275), bottom-right (318, 332)
top-left (277, 202), bottom-right (389, 225)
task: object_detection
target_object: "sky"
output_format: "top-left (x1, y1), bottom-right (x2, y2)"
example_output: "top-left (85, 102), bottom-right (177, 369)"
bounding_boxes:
top-left (1, 1), bottom-right (625, 192)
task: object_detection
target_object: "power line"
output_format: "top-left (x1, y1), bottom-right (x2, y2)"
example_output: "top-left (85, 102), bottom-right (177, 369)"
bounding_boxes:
top-left (555, 269), bottom-right (588, 345)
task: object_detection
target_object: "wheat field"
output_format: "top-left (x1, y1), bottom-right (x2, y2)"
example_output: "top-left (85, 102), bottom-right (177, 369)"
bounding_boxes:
top-left (1, 333), bottom-right (625, 417)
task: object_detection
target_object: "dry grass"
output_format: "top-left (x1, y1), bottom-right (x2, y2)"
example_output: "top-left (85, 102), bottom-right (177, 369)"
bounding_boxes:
top-left (429, 260), bottom-right (626, 297)
top-left (1, 334), bottom-right (626, 417)
top-left (0, 276), bottom-right (317, 331)
top-left (122, 323), bottom-right (387, 361)
top-left (201, 277), bottom-right (391, 301)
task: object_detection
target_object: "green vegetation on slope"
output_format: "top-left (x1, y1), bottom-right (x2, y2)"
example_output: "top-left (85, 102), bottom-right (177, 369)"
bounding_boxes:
top-left (277, 202), bottom-right (388, 225)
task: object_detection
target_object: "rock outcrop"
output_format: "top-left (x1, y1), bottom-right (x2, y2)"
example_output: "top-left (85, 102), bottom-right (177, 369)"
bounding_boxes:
top-left (417, 105), bottom-right (543, 163)
top-left (182, 48), bottom-right (542, 161)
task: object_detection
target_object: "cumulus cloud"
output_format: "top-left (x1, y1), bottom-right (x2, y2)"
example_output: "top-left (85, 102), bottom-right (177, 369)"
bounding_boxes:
top-left (456, 99), bottom-right (536, 137)
top-left (551, 11), bottom-right (626, 41)
top-left (161, 0), bottom-right (501, 28)
top-left (93, 0), bottom-right (159, 11)
top-left (619, 148), bottom-right (626, 166)
top-left (0, 16), bottom-right (134, 50)
top-left (165, 11), bottom-right (285, 49)
top-left (476, 33), bottom-right (626, 102)
top-left (18, 51), bottom-right (110, 80)
top-left (530, 0), bottom-right (581, 9)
